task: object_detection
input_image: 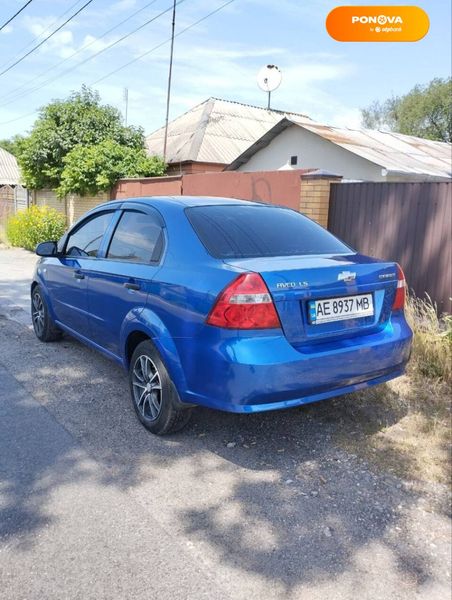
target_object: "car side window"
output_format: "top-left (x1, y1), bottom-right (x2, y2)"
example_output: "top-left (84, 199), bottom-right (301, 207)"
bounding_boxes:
top-left (65, 212), bottom-right (113, 257)
top-left (106, 210), bottom-right (164, 264)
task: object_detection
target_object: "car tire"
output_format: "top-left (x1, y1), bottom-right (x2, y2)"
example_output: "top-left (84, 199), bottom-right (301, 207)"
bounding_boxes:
top-left (129, 340), bottom-right (192, 435)
top-left (31, 285), bottom-right (62, 342)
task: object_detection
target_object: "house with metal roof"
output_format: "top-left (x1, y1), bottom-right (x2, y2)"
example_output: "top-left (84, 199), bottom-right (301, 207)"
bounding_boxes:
top-left (227, 118), bottom-right (452, 181)
top-left (145, 97), bottom-right (312, 174)
top-left (0, 148), bottom-right (28, 228)
top-left (146, 98), bottom-right (451, 182)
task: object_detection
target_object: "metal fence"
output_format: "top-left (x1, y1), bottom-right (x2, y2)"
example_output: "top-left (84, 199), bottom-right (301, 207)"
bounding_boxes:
top-left (328, 182), bottom-right (452, 313)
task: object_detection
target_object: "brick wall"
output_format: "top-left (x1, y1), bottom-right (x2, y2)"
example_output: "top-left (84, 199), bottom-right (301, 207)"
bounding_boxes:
top-left (34, 189), bottom-right (109, 226)
top-left (34, 189), bottom-right (67, 217)
top-left (66, 191), bottom-right (110, 225)
top-left (300, 172), bottom-right (342, 227)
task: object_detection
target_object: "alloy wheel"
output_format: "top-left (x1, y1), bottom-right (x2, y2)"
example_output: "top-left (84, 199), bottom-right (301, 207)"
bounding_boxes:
top-left (32, 292), bottom-right (45, 337)
top-left (131, 354), bottom-right (163, 421)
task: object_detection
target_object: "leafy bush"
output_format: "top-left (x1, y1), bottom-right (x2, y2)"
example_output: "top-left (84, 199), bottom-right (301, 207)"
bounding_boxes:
top-left (406, 295), bottom-right (452, 383)
top-left (6, 206), bottom-right (66, 251)
top-left (56, 140), bottom-right (166, 198)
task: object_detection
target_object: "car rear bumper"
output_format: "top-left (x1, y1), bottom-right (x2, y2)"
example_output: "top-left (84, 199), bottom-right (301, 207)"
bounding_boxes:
top-left (177, 315), bottom-right (413, 413)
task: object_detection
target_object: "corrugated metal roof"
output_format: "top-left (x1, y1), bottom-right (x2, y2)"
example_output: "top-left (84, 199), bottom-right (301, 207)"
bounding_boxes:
top-left (145, 97), bottom-right (312, 165)
top-left (227, 116), bottom-right (452, 179)
top-left (0, 147), bottom-right (20, 185)
top-left (300, 122), bottom-right (452, 179)
top-left (147, 97), bottom-right (451, 179)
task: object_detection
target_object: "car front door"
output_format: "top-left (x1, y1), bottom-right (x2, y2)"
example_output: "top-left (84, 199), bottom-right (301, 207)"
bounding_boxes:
top-left (86, 206), bottom-right (165, 357)
top-left (43, 210), bottom-right (115, 338)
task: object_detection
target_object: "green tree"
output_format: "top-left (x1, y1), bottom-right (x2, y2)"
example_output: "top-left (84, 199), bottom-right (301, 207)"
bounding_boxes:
top-left (57, 140), bottom-right (166, 198)
top-left (361, 98), bottom-right (398, 131)
top-left (0, 134), bottom-right (26, 157)
top-left (18, 86), bottom-right (147, 190)
top-left (361, 77), bottom-right (452, 142)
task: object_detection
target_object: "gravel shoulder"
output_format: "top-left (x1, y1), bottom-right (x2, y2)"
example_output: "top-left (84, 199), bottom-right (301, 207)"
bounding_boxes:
top-left (0, 247), bottom-right (450, 599)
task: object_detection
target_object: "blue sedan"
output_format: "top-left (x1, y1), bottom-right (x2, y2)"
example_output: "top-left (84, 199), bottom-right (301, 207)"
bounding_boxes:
top-left (31, 196), bottom-right (412, 434)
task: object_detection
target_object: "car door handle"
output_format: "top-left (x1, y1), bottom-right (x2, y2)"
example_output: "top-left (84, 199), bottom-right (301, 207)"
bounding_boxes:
top-left (124, 282), bottom-right (140, 291)
top-left (73, 271), bottom-right (85, 280)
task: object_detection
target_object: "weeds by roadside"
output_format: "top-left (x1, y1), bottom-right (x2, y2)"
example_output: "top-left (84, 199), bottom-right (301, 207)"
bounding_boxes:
top-left (406, 294), bottom-right (452, 383)
top-left (319, 295), bottom-right (451, 484)
top-left (6, 206), bottom-right (66, 251)
top-left (0, 224), bottom-right (9, 246)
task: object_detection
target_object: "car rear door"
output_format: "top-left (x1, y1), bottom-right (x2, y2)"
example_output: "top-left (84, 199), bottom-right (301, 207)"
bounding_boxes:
top-left (43, 210), bottom-right (115, 337)
top-left (86, 205), bottom-right (165, 357)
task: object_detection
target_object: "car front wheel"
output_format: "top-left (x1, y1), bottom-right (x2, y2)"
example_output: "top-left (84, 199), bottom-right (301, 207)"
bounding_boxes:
top-left (129, 340), bottom-right (192, 435)
top-left (31, 285), bottom-right (62, 342)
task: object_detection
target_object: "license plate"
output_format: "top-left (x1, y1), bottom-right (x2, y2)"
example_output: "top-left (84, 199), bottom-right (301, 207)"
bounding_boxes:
top-left (308, 293), bottom-right (374, 325)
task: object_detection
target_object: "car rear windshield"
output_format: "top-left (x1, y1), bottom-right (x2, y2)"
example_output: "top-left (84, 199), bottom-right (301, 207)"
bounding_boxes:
top-left (186, 204), bottom-right (352, 259)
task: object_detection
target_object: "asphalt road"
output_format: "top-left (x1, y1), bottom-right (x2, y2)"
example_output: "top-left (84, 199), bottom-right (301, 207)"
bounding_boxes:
top-left (0, 247), bottom-right (450, 600)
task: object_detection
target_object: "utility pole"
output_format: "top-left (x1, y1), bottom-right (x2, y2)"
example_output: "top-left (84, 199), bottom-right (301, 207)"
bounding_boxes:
top-left (123, 87), bottom-right (129, 126)
top-left (163, 0), bottom-right (176, 163)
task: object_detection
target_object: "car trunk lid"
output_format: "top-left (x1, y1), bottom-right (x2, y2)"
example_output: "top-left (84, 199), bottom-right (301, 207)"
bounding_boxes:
top-left (224, 254), bottom-right (399, 346)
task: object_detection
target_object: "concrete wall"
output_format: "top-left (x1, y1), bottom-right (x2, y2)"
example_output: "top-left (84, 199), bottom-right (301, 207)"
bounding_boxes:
top-left (238, 125), bottom-right (385, 181)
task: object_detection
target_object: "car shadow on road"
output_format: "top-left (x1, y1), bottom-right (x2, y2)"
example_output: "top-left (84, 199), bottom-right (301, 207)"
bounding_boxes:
top-left (0, 317), bottom-right (442, 595)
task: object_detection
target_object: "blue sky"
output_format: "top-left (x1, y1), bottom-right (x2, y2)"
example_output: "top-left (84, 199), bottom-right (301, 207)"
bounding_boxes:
top-left (0, 0), bottom-right (450, 139)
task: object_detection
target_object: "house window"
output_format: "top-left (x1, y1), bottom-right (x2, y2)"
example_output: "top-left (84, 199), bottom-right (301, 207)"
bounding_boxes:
top-left (290, 155), bottom-right (298, 166)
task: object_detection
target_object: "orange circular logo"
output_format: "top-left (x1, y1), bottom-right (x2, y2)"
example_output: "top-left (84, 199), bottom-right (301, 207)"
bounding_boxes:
top-left (326, 6), bottom-right (430, 42)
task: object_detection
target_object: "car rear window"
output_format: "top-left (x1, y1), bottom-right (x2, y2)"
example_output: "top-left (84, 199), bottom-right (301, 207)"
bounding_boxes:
top-left (186, 204), bottom-right (352, 258)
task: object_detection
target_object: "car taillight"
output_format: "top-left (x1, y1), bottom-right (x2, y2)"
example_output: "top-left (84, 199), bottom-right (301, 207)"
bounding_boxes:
top-left (206, 273), bottom-right (281, 329)
top-left (392, 264), bottom-right (406, 311)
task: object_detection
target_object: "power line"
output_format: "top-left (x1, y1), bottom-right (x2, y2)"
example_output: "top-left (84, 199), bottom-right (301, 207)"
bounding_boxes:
top-left (0, 0), bottom-right (88, 70)
top-left (0, 0), bottom-right (33, 32)
top-left (0, 109), bottom-right (37, 126)
top-left (0, 0), bottom-right (95, 77)
top-left (0, 0), bottom-right (185, 106)
top-left (0, 0), bottom-right (160, 103)
top-left (0, 0), bottom-right (237, 126)
top-left (93, 0), bottom-right (236, 85)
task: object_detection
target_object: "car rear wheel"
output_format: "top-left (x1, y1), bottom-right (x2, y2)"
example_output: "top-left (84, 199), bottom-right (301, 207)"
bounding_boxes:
top-left (31, 285), bottom-right (62, 342)
top-left (129, 340), bottom-right (192, 435)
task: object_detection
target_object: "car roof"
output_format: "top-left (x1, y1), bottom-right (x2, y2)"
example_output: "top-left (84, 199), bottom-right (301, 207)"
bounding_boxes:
top-left (98, 196), bottom-right (265, 211)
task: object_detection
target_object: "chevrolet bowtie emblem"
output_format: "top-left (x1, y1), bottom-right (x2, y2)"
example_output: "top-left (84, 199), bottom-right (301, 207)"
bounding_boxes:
top-left (337, 271), bottom-right (356, 282)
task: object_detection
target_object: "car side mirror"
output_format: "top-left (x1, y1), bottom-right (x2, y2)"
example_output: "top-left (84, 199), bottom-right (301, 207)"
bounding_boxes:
top-left (36, 241), bottom-right (58, 257)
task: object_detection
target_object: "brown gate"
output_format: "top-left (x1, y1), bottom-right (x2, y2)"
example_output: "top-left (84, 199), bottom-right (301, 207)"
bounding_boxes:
top-left (328, 182), bottom-right (452, 313)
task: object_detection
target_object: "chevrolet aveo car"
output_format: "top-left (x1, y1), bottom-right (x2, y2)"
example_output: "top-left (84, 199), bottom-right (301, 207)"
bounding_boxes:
top-left (31, 196), bottom-right (412, 434)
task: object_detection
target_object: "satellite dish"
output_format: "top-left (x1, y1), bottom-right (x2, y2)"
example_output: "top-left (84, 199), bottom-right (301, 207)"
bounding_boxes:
top-left (257, 65), bottom-right (282, 92)
top-left (257, 65), bottom-right (282, 109)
